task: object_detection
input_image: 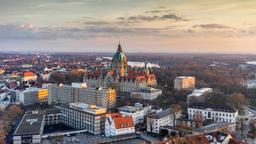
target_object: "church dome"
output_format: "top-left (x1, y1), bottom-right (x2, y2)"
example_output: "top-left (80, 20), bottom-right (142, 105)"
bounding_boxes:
top-left (112, 43), bottom-right (127, 62)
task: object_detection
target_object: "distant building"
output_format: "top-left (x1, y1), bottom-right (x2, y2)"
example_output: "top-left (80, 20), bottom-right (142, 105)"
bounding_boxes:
top-left (48, 83), bottom-right (116, 109)
top-left (105, 113), bottom-right (135, 137)
top-left (174, 76), bottom-right (195, 90)
top-left (245, 80), bottom-right (256, 89)
top-left (60, 102), bottom-right (107, 135)
top-left (187, 88), bottom-right (213, 103)
top-left (22, 72), bottom-right (37, 82)
top-left (13, 111), bottom-right (45, 144)
top-left (130, 87), bottom-right (162, 100)
top-left (147, 108), bottom-right (180, 134)
top-left (117, 103), bottom-right (152, 125)
top-left (188, 103), bottom-right (238, 124)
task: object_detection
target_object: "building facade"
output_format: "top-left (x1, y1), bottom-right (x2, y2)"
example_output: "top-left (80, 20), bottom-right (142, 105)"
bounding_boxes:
top-left (11, 88), bottom-right (48, 105)
top-left (117, 103), bottom-right (152, 125)
top-left (188, 103), bottom-right (238, 124)
top-left (105, 113), bottom-right (135, 137)
top-left (60, 103), bottom-right (107, 135)
top-left (174, 76), bottom-right (195, 90)
top-left (48, 83), bottom-right (116, 109)
top-left (130, 87), bottom-right (162, 100)
top-left (83, 43), bottom-right (157, 94)
top-left (13, 111), bottom-right (45, 144)
top-left (147, 108), bottom-right (177, 134)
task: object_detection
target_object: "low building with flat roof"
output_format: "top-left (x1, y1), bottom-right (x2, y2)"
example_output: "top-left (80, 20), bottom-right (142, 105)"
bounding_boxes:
top-left (13, 111), bottom-right (45, 144)
top-left (130, 87), bottom-right (162, 100)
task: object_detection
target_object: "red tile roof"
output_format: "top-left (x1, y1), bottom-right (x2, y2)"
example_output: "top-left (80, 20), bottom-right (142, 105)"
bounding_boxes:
top-left (23, 72), bottom-right (36, 77)
top-left (108, 113), bottom-right (134, 129)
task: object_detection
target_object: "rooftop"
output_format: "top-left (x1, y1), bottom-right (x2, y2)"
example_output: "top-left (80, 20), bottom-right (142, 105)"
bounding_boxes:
top-left (23, 72), bottom-right (36, 77)
top-left (14, 111), bottom-right (45, 136)
top-left (118, 105), bottom-right (142, 113)
top-left (194, 122), bottom-right (235, 133)
top-left (148, 108), bottom-right (172, 119)
top-left (107, 113), bottom-right (134, 129)
top-left (188, 103), bottom-right (237, 113)
top-left (69, 102), bottom-right (106, 115)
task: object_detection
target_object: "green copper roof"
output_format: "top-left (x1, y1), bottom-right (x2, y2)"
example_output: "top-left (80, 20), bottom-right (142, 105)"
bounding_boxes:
top-left (112, 43), bottom-right (127, 62)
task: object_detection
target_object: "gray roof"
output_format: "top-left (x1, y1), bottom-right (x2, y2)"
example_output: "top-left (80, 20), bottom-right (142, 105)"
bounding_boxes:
top-left (148, 108), bottom-right (172, 119)
top-left (45, 108), bottom-right (61, 115)
top-left (14, 111), bottom-right (45, 136)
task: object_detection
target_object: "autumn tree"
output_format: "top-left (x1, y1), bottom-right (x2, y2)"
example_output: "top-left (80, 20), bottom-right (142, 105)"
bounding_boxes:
top-left (170, 104), bottom-right (182, 126)
top-left (227, 93), bottom-right (248, 109)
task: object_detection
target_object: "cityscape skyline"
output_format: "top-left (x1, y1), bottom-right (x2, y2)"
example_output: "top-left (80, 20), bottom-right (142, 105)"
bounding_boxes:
top-left (0, 0), bottom-right (256, 54)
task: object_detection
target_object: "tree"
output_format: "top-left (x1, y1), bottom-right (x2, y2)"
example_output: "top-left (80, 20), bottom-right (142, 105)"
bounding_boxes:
top-left (227, 93), bottom-right (248, 109)
top-left (170, 104), bottom-right (182, 126)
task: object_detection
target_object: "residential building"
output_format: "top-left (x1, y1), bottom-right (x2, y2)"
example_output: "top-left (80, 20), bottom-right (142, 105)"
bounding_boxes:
top-left (130, 87), bottom-right (162, 100)
top-left (174, 76), bottom-right (195, 90)
top-left (187, 88), bottom-right (213, 103)
top-left (105, 113), bottom-right (135, 137)
top-left (117, 103), bottom-right (152, 125)
top-left (48, 83), bottom-right (116, 109)
top-left (147, 108), bottom-right (179, 134)
top-left (188, 103), bottom-right (238, 124)
top-left (13, 111), bottom-right (45, 144)
top-left (60, 102), bottom-right (107, 135)
top-left (22, 72), bottom-right (37, 82)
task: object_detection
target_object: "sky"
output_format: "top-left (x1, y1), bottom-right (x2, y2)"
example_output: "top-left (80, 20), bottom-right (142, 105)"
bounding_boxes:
top-left (0, 0), bottom-right (256, 54)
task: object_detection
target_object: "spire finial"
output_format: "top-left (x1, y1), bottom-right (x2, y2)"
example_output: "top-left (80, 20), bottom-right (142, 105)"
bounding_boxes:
top-left (117, 40), bottom-right (122, 52)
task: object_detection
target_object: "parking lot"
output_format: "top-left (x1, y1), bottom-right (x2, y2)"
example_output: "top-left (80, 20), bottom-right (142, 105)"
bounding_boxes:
top-left (42, 133), bottom-right (111, 144)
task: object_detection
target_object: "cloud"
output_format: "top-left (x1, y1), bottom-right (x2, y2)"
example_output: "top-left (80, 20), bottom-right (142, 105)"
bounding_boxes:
top-left (0, 24), bottom-right (169, 40)
top-left (193, 24), bottom-right (231, 29)
top-left (118, 13), bottom-right (186, 22)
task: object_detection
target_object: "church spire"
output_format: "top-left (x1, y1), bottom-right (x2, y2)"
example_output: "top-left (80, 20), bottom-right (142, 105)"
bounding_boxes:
top-left (117, 40), bottom-right (123, 52)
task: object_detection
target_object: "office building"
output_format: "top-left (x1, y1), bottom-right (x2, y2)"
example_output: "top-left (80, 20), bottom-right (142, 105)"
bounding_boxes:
top-left (48, 83), bottom-right (116, 109)
top-left (60, 102), bottom-right (107, 135)
top-left (13, 111), bottom-right (45, 144)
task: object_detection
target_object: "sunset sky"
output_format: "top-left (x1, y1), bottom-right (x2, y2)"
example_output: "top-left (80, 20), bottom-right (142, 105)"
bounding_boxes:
top-left (0, 0), bottom-right (256, 53)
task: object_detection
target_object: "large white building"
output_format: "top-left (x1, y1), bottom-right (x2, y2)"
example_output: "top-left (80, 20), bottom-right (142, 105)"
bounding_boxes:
top-left (147, 108), bottom-right (179, 134)
top-left (117, 103), bottom-right (152, 125)
top-left (48, 83), bottom-right (116, 109)
top-left (130, 87), bottom-right (162, 100)
top-left (105, 113), bottom-right (135, 137)
top-left (60, 103), bottom-right (107, 135)
top-left (188, 103), bottom-right (238, 124)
